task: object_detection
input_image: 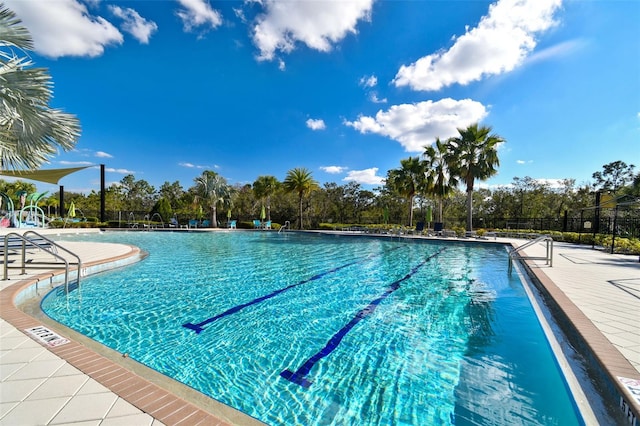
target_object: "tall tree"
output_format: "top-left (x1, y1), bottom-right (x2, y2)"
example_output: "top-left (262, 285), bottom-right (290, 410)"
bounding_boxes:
top-left (119, 174), bottom-right (156, 211)
top-left (158, 181), bottom-right (185, 211)
top-left (386, 156), bottom-right (425, 226)
top-left (447, 123), bottom-right (504, 231)
top-left (423, 138), bottom-right (458, 224)
top-left (252, 175), bottom-right (280, 221)
top-left (591, 161), bottom-right (636, 194)
top-left (0, 5), bottom-right (80, 170)
top-left (283, 167), bottom-right (318, 230)
top-left (194, 170), bottom-right (231, 228)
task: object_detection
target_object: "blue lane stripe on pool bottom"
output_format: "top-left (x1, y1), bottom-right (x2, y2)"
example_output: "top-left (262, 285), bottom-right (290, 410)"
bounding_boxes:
top-left (280, 248), bottom-right (446, 388)
top-left (182, 246), bottom-right (403, 334)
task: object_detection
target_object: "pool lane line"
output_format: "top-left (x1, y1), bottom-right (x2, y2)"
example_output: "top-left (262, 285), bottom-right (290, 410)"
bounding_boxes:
top-left (280, 247), bottom-right (446, 388)
top-left (182, 246), bottom-right (404, 334)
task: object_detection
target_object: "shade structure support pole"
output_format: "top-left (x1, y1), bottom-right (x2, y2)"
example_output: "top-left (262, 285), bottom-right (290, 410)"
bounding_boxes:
top-left (100, 164), bottom-right (105, 223)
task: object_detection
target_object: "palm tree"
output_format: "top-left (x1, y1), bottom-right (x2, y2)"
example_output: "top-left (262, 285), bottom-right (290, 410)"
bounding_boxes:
top-left (0, 5), bottom-right (80, 170)
top-left (194, 170), bottom-right (231, 228)
top-left (252, 175), bottom-right (280, 221)
top-left (446, 123), bottom-right (504, 231)
top-left (386, 156), bottom-right (425, 226)
top-left (283, 167), bottom-right (318, 230)
top-left (423, 138), bottom-right (458, 224)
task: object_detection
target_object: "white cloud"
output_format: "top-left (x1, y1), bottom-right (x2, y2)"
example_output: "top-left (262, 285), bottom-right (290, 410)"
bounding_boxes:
top-left (320, 166), bottom-right (347, 174)
top-left (306, 118), bottom-right (326, 130)
top-left (179, 162), bottom-right (216, 169)
top-left (516, 159), bottom-right (533, 164)
top-left (5, 0), bottom-right (123, 58)
top-left (343, 168), bottom-right (384, 185)
top-left (252, 0), bottom-right (373, 61)
top-left (360, 75), bottom-right (377, 88)
top-left (176, 0), bottom-right (223, 33)
top-left (95, 151), bottom-right (113, 158)
top-left (344, 98), bottom-right (488, 152)
top-left (369, 92), bottom-right (387, 104)
top-left (109, 6), bottom-right (158, 44)
top-left (393, 0), bottom-right (562, 91)
top-left (535, 178), bottom-right (565, 188)
top-left (526, 39), bottom-right (585, 65)
top-left (106, 167), bottom-right (135, 174)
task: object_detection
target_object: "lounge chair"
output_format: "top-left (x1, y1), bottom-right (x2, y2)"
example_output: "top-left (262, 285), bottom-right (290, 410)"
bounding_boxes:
top-left (411, 221), bottom-right (425, 235)
top-left (169, 217), bottom-right (179, 228)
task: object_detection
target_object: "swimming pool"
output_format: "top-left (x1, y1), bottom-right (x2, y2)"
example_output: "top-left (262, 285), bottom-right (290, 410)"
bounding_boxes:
top-left (41, 231), bottom-right (583, 425)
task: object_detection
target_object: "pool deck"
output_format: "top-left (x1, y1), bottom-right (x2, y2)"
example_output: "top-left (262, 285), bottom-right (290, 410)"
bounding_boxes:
top-left (0, 228), bottom-right (639, 425)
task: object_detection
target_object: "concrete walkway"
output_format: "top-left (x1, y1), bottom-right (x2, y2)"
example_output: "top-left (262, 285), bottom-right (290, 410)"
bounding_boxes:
top-left (0, 229), bottom-right (638, 425)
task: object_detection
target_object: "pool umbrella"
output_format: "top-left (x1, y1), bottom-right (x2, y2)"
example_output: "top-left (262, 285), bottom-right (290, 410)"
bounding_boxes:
top-left (68, 201), bottom-right (76, 218)
top-left (425, 206), bottom-right (433, 227)
top-left (227, 208), bottom-right (231, 220)
top-left (260, 205), bottom-right (266, 221)
top-left (383, 206), bottom-right (389, 224)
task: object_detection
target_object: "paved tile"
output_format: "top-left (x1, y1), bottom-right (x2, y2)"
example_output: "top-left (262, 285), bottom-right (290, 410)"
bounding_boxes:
top-left (0, 396), bottom-right (69, 425)
top-left (49, 392), bottom-right (118, 424)
top-left (26, 374), bottom-right (88, 400)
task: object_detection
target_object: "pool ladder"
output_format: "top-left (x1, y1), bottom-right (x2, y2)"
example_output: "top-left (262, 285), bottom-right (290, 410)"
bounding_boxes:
top-left (2, 231), bottom-right (83, 301)
top-left (279, 221), bottom-right (290, 234)
top-left (508, 234), bottom-right (553, 273)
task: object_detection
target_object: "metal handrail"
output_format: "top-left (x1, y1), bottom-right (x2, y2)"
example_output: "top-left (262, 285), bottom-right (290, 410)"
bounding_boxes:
top-left (509, 235), bottom-right (553, 272)
top-left (2, 231), bottom-right (82, 297)
top-left (279, 220), bottom-right (290, 234)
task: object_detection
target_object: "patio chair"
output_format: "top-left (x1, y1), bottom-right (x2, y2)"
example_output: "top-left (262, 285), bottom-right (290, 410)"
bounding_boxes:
top-left (188, 219), bottom-right (199, 228)
top-left (253, 220), bottom-right (262, 229)
top-left (201, 220), bottom-right (210, 228)
top-left (264, 220), bottom-right (272, 230)
top-left (410, 221), bottom-right (425, 235)
top-left (229, 220), bottom-right (237, 229)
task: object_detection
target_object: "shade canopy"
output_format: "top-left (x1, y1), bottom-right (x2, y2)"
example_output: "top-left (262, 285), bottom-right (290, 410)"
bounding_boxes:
top-left (0, 166), bottom-right (91, 185)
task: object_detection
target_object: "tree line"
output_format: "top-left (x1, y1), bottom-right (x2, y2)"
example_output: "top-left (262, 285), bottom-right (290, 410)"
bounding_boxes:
top-left (1, 158), bottom-right (636, 233)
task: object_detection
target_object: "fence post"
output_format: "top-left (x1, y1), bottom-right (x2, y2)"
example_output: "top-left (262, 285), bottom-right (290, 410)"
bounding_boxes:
top-left (611, 205), bottom-right (618, 254)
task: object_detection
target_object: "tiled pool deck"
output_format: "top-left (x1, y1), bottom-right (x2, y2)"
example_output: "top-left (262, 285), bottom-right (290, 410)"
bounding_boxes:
top-left (1, 228), bottom-right (638, 425)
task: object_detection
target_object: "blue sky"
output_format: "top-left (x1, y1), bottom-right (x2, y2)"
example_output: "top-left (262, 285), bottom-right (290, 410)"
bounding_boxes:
top-left (5, 0), bottom-right (640, 195)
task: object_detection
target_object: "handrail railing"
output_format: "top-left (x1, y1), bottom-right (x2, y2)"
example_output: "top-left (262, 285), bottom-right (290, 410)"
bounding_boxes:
top-left (279, 220), bottom-right (290, 234)
top-left (2, 231), bottom-right (83, 299)
top-left (509, 234), bottom-right (553, 272)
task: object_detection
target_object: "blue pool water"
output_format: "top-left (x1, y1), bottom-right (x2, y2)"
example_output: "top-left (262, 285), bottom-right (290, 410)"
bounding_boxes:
top-left (41, 231), bottom-right (583, 425)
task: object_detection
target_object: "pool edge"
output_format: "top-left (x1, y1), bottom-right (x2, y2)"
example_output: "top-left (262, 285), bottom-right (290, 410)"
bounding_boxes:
top-left (519, 254), bottom-right (640, 424)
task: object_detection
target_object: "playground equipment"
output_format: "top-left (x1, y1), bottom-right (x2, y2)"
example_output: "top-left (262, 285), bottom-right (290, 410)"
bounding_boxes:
top-left (0, 191), bottom-right (49, 228)
top-left (19, 192), bottom-right (48, 228)
top-left (0, 192), bottom-right (14, 228)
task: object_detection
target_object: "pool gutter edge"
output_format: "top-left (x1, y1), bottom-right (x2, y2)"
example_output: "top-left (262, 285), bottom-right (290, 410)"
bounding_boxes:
top-left (518, 254), bottom-right (640, 424)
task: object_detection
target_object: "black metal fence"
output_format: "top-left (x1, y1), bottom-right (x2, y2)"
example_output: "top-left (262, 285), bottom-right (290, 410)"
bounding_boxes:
top-left (471, 208), bottom-right (640, 239)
